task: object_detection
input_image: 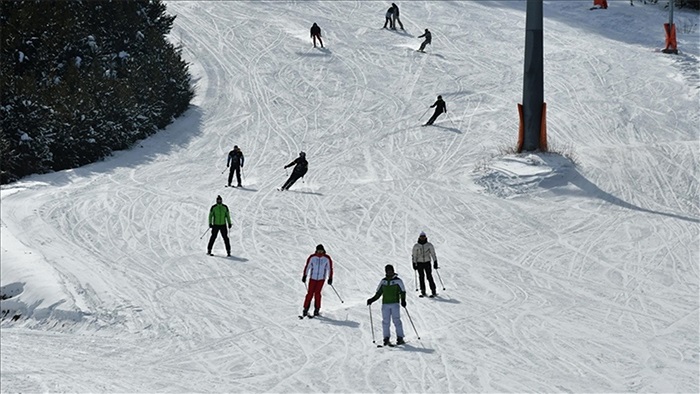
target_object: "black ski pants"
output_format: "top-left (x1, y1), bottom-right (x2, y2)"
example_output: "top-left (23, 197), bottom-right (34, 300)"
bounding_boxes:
top-left (383, 16), bottom-right (394, 29)
top-left (416, 262), bottom-right (436, 295)
top-left (425, 110), bottom-right (443, 125)
top-left (282, 169), bottom-right (307, 190)
top-left (228, 166), bottom-right (241, 186)
top-left (208, 225), bottom-right (231, 254)
top-left (418, 40), bottom-right (430, 52)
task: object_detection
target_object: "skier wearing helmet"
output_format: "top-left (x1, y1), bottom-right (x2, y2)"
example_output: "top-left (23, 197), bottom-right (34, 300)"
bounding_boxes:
top-left (280, 151), bottom-right (308, 191)
top-left (424, 95), bottom-right (447, 126)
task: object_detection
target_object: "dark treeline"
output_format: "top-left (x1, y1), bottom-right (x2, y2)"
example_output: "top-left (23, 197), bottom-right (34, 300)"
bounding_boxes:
top-left (0, 0), bottom-right (193, 184)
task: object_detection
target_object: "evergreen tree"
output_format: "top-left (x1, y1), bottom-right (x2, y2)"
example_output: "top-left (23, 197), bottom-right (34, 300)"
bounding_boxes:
top-left (0, 0), bottom-right (193, 184)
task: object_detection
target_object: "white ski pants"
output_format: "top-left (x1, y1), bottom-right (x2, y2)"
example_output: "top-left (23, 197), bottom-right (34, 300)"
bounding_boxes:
top-left (381, 303), bottom-right (404, 339)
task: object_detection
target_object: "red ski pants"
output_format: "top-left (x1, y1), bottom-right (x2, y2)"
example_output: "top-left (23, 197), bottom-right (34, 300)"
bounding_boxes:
top-left (303, 279), bottom-right (325, 311)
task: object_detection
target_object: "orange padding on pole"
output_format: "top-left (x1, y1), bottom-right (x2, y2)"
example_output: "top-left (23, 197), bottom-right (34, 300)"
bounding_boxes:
top-left (517, 103), bottom-right (524, 153)
top-left (664, 23), bottom-right (677, 51)
top-left (517, 103), bottom-right (548, 152)
top-left (540, 102), bottom-right (548, 152)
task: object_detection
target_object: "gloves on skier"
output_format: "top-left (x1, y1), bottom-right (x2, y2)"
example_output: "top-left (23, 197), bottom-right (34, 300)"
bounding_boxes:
top-left (433, 260), bottom-right (438, 269)
top-left (366, 298), bottom-right (373, 306)
top-left (412, 263), bottom-right (418, 270)
top-left (327, 277), bottom-right (333, 285)
top-left (209, 224), bottom-right (213, 229)
top-left (302, 275), bottom-right (307, 283)
top-left (401, 299), bottom-right (406, 308)
top-left (228, 224), bottom-right (232, 229)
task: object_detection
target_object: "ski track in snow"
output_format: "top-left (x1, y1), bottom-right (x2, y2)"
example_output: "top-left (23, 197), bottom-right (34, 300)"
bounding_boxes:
top-left (1, 1), bottom-right (698, 392)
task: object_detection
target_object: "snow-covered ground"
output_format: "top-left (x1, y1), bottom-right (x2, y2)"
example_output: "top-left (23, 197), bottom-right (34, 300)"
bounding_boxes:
top-left (2, 1), bottom-right (699, 392)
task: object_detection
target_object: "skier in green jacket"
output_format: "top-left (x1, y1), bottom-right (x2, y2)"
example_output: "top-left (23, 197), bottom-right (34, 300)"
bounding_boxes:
top-left (207, 195), bottom-right (232, 256)
top-left (367, 264), bottom-right (407, 346)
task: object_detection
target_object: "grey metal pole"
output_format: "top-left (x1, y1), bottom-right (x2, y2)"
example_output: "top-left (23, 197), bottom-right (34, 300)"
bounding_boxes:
top-left (669, 0), bottom-right (674, 26)
top-left (521, 0), bottom-right (544, 152)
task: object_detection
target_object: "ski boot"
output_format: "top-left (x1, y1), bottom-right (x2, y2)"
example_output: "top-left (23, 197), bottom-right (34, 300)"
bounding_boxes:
top-left (313, 308), bottom-right (320, 317)
top-left (383, 337), bottom-right (391, 346)
top-left (396, 337), bottom-right (406, 345)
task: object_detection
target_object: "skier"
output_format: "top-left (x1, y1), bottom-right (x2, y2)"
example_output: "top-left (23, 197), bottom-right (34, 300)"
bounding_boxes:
top-left (391, 3), bottom-right (404, 30)
top-left (367, 264), bottom-right (407, 346)
top-left (207, 195), bottom-right (232, 256)
top-left (417, 28), bottom-right (432, 52)
top-left (424, 95), bottom-right (446, 126)
top-left (301, 244), bottom-right (334, 317)
top-left (383, 6), bottom-right (394, 29)
top-left (412, 231), bottom-right (438, 297)
top-left (226, 145), bottom-right (245, 187)
top-left (280, 151), bottom-right (308, 191)
top-left (310, 23), bottom-right (324, 48)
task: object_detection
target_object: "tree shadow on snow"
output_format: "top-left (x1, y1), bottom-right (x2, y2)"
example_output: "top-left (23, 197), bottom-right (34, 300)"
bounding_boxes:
top-left (538, 155), bottom-right (700, 224)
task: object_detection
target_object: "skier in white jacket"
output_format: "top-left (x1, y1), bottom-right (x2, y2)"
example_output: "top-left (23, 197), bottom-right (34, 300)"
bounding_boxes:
top-left (301, 244), bottom-right (334, 317)
top-left (412, 231), bottom-right (438, 297)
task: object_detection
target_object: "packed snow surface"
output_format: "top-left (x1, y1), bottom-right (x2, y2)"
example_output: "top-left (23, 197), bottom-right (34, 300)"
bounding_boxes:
top-left (2, 1), bottom-right (698, 392)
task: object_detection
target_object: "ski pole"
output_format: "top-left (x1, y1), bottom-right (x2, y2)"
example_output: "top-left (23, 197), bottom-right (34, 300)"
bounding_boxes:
top-left (418, 108), bottom-right (430, 121)
top-left (447, 113), bottom-right (456, 128)
top-left (435, 267), bottom-right (445, 290)
top-left (330, 284), bottom-right (344, 303)
top-left (369, 305), bottom-right (376, 344)
top-left (403, 306), bottom-right (421, 340)
top-left (199, 227), bottom-right (210, 239)
top-left (414, 269), bottom-right (419, 292)
top-left (221, 167), bottom-right (227, 175)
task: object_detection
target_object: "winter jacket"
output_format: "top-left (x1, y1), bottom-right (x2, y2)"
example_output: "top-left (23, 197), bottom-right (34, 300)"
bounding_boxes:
top-left (227, 149), bottom-right (244, 168)
top-left (385, 7), bottom-right (394, 18)
top-left (209, 203), bottom-right (231, 226)
top-left (430, 98), bottom-right (446, 113)
top-left (412, 241), bottom-right (437, 263)
top-left (303, 253), bottom-right (334, 281)
top-left (369, 274), bottom-right (406, 304)
top-left (285, 156), bottom-right (308, 175)
top-left (418, 30), bottom-right (432, 44)
top-left (310, 24), bottom-right (321, 37)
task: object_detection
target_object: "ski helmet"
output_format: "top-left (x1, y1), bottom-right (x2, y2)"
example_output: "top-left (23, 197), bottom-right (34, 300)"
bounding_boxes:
top-left (299, 151), bottom-right (306, 157)
top-left (437, 95), bottom-right (442, 100)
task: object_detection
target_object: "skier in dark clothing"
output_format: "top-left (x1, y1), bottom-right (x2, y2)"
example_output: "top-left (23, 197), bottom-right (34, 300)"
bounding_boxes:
top-left (227, 145), bottom-right (245, 187)
top-left (207, 195), bottom-right (232, 256)
top-left (280, 151), bottom-right (308, 191)
top-left (310, 23), bottom-right (323, 48)
top-left (417, 28), bottom-right (432, 52)
top-left (424, 95), bottom-right (446, 126)
top-left (391, 3), bottom-right (404, 30)
top-left (383, 6), bottom-right (394, 29)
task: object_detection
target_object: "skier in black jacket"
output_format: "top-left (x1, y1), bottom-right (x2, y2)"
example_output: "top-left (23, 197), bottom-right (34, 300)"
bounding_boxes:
top-left (280, 151), bottom-right (308, 191)
top-left (417, 29), bottom-right (432, 52)
top-left (226, 145), bottom-right (245, 187)
top-left (310, 23), bottom-right (323, 48)
top-left (391, 3), bottom-right (404, 30)
top-left (424, 95), bottom-right (446, 126)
